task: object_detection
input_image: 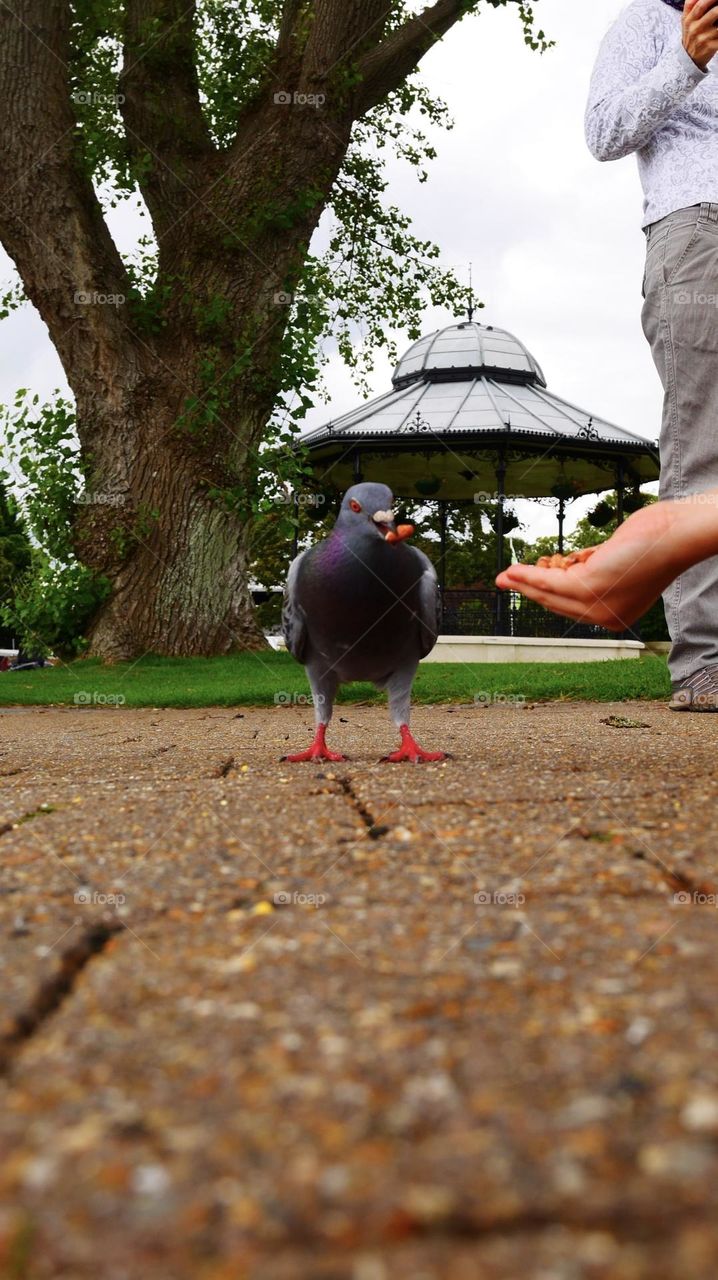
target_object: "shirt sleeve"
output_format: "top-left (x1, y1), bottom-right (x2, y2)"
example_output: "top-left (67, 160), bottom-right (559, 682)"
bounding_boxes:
top-left (585, 8), bottom-right (708, 162)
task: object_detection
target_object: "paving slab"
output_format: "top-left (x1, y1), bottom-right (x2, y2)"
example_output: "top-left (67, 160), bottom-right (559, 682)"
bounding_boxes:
top-left (1, 703), bottom-right (718, 1278)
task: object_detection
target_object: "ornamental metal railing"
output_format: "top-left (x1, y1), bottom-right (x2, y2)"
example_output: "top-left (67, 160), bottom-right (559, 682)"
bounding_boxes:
top-left (257, 587), bottom-right (634, 642)
top-left (440, 589), bottom-right (622, 641)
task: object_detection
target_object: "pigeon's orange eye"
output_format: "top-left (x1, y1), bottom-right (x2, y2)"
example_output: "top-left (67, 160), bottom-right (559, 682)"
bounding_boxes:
top-left (350, 499), bottom-right (362, 513)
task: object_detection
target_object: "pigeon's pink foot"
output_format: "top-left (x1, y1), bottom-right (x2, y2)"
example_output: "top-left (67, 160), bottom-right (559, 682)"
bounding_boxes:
top-left (282, 724), bottom-right (348, 763)
top-left (381, 724), bottom-right (446, 764)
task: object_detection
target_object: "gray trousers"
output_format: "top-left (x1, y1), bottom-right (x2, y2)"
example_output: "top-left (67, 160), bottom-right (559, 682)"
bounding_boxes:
top-left (641, 202), bottom-right (718, 687)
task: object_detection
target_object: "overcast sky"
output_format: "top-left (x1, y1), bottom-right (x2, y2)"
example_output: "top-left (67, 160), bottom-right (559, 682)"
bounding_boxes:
top-left (0, 0), bottom-right (658, 542)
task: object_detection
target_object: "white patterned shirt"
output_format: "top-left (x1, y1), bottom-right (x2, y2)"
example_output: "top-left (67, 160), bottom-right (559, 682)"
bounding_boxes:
top-left (585, 0), bottom-right (718, 226)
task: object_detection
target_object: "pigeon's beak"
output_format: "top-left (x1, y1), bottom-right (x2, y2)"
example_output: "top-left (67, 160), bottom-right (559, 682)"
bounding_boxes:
top-left (385, 524), bottom-right (414, 544)
top-left (373, 509), bottom-right (414, 543)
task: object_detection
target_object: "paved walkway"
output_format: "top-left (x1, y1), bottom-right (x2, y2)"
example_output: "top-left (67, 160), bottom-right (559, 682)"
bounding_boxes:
top-left (1, 701), bottom-right (718, 1279)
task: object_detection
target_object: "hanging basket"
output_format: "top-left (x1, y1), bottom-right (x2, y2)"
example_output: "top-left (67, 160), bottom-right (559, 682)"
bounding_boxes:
top-left (623, 490), bottom-right (649, 514)
top-left (587, 500), bottom-right (615, 528)
top-left (491, 509), bottom-right (520, 535)
top-left (415, 477), bottom-right (442, 497)
top-left (551, 481), bottom-right (581, 503)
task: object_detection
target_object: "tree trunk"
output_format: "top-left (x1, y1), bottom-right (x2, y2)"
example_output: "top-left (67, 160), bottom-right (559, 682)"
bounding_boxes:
top-left (74, 372), bottom-right (268, 659)
top-left (87, 499), bottom-right (264, 660)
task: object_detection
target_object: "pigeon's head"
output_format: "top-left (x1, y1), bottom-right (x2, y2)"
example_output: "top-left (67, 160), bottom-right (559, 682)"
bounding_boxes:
top-left (337, 483), bottom-right (414, 544)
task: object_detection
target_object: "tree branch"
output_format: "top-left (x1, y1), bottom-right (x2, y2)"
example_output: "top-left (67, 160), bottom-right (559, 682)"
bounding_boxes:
top-left (0, 0), bottom-right (134, 394)
top-left (301, 0), bottom-right (393, 86)
top-left (120, 0), bottom-right (214, 238)
top-left (355, 0), bottom-right (482, 115)
top-left (276, 0), bottom-right (307, 59)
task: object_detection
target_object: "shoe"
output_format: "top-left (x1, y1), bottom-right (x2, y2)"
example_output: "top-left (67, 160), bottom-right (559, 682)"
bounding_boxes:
top-left (670, 666), bottom-right (718, 711)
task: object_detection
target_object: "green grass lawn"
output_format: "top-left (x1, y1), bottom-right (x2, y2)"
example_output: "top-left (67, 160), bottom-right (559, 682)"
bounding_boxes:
top-left (0, 651), bottom-right (671, 709)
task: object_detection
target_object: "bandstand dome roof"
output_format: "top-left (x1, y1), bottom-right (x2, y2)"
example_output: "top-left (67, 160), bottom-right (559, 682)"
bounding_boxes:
top-left (392, 321), bottom-right (547, 389)
top-left (301, 320), bottom-right (660, 501)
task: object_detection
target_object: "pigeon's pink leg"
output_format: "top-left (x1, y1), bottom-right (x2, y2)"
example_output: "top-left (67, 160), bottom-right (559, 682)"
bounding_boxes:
top-left (382, 724), bottom-right (446, 764)
top-left (283, 723), bottom-right (347, 763)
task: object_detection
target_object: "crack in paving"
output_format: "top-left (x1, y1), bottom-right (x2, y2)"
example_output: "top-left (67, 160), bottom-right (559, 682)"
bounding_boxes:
top-left (632, 848), bottom-right (717, 900)
top-left (14, 805), bottom-right (57, 825)
top-left (389, 1203), bottom-right (711, 1243)
top-left (0, 805), bottom-right (58, 839)
top-left (259, 1203), bottom-right (715, 1261)
top-left (214, 756), bottom-right (236, 779)
top-left (338, 776), bottom-right (392, 839)
top-left (0, 920), bottom-right (123, 1076)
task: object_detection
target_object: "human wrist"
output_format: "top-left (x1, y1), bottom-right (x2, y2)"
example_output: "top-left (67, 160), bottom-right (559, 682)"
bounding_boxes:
top-left (681, 38), bottom-right (710, 73)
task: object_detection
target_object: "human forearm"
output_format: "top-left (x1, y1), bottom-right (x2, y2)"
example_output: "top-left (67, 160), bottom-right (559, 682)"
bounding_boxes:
top-left (585, 41), bottom-right (706, 161)
top-left (496, 493), bottom-right (718, 634)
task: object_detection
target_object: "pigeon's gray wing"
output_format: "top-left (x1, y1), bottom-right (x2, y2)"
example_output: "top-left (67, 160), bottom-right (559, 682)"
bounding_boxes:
top-left (414, 548), bottom-right (441, 659)
top-left (282, 550), bottom-right (310, 663)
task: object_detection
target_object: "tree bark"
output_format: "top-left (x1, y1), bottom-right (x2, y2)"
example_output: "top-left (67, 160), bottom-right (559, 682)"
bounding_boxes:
top-left (84, 436), bottom-right (265, 659)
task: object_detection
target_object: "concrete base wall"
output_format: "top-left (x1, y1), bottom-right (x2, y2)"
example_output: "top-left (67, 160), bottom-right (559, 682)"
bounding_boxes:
top-left (420, 636), bottom-right (644, 664)
top-left (269, 635), bottom-right (644, 663)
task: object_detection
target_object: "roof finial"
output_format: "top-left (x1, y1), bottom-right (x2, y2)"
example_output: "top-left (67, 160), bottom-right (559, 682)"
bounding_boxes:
top-left (467, 262), bottom-right (475, 324)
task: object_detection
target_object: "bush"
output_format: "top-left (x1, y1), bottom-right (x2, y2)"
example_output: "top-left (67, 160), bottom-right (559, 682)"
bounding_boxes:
top-left (637, 596), bottom-right (670, 643)
top-left (0, 393), bottom-right (111, 655)
top-left (3, 553), bottom-right (110, 658)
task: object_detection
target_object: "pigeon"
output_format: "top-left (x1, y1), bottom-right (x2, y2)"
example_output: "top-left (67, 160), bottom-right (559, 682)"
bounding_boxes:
top-left (282, 482), bottom-right (446, 763)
